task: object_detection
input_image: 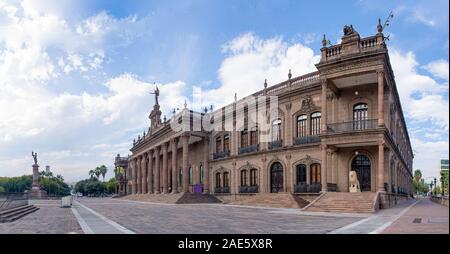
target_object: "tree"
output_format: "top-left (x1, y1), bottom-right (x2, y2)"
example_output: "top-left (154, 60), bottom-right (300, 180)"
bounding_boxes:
top-left (94, 167), bottom-right (101, 180)
top-left (89, 169), bottom-right (95, 179)
top-left (414, 170), bottom-right (422, 183)
top-left (98, 165), bottom-right (107, 182)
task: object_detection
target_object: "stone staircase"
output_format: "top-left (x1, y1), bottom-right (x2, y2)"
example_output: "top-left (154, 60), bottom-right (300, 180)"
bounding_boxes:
top-left (176, 193), bottom-right (222, 204)
top-left (228, 193), bottom-right (310, 209)
top-left (121, 193), bottom-right (184, 204)
top-left (0, 204), bottom-right (39, 223)
top-left (304, 192), bottom-right (377, 213)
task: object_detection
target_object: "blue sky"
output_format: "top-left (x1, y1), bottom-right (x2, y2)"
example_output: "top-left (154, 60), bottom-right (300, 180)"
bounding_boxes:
top-left (0, 0), bottom-right (448, 183)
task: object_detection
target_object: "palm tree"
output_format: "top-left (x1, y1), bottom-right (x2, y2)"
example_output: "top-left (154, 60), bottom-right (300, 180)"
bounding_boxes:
top-left (89, 169), bottom-right (95, 179)
top-left (99, 165), bottom-right (107, 182)
top-left (94, 167), bottom-right (101, 180)
top-left (414, 170), bottom-right (422, 183)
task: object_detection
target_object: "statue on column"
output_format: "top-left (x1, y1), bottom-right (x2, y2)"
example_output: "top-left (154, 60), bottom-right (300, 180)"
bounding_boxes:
top-left (32, 151), bottom-right (38, 165)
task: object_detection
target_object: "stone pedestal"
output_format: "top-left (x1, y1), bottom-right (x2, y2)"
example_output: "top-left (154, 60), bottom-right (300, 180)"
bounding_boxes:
top-left (28, 164), bottom-right (47, 199)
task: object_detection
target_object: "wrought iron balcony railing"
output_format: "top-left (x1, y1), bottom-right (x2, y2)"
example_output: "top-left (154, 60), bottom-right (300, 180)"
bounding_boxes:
top-left (293, 183), bottom-right (322, 193)
top-left (293, 135), bottom-right (321, 145)
top-left (268, 140), bottom-right (283, 150)
top-left (328, 119), bottom-right (377, 133)
top-left (213, 150), bottom-right (230, 160)
top-left (239, 144), bottom-right (259, 155)
top-left (239, 185), bottom-right (259, 193)
top-left (214, 186), bottom-right (230, 194)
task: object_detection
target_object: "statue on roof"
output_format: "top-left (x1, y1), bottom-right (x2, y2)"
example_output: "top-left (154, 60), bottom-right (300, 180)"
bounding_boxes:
top-left (343, 25), bottom-right (355, 36)
top-left (149, 84), bottom-right (160, 105)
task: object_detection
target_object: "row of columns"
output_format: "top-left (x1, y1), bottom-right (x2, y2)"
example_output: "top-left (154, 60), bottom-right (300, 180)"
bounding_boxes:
top-left (129, 134), bottom-right (210, 194)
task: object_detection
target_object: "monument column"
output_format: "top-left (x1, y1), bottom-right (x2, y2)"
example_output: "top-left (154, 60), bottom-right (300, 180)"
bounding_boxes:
top-left (147, 149), bottom-right (153, 193)
top-left (378, 140), bottom-right (385, 192)
top-left (32, 164), bottom-right (39, 189)
top-left (162, 142), bottom-right (169, 193)
top-left (182, 133), bottom-right (190, 192)
top-left (154, 146), bottom-right (161, 194)
top-left (142, 154), bottom-right (147, 193)
top-left (377, 69), bottom-right (385, 127)
top-left (171, 138), bottom-right (179, 193)
top-left (321, 144), bottom-right (328, 192)
top-left (203, 137), bottom-right (210, 194)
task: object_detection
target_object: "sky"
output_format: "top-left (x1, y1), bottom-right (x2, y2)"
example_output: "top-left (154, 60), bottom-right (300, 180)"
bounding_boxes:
top-left (0, 0), bottom-right (448, 183)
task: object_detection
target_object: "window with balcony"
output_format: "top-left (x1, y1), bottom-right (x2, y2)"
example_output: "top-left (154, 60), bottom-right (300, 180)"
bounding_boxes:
top-left (223, 172), bottom-right (230, 187)
top-left (310, 163), bottom-right (321, 184)
top-left (215, 137), bottom-right (222, 152)
top-left (272, 119), bottom-right (282, 141)
top-left (296, 164), bottom-right (307, 184)
top-left (297, 115), bottom-right (307, 137)
top-left (250, 168), bottom-right (258, 186)
top-left (215, 172), bottom-right (221, 188)
top-left (353, 103), bottom-right (368, 130)
top-left (311, 112), bottom-right (321, 136)
top-left (250, 126), bottom-right (258, 145)
top-left (224, 134), bottom-right (230, 151)
top-left (241, 129), bottom-right (248, 148)
top-left (240, 170), bottom-right (248, 186)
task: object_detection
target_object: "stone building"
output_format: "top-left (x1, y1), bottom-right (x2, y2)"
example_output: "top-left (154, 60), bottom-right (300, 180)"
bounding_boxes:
top-left (121, 22), bottom-right (413, 210)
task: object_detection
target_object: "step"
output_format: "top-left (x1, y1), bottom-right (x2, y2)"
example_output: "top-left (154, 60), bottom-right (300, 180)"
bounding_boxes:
top-left (0, 204), bottom-right (33, 216)
top-left (0, 206), bottom-right (39, 223)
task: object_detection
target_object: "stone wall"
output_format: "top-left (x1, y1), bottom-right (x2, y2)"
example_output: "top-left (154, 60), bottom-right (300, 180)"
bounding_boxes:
top-left (431, 196), bottom-right (449, 207)
top-left (379, 192), bottom-right (410, 209)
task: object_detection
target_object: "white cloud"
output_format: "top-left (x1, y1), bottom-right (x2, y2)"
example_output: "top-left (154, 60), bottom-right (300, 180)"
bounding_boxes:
top-left (201, 33), bottom-right (320, 107)
top-left (424, 59), bottom-right (449, 80)
top-left (390, 50), bottom-right (449, 130)
top-left (409, 9), bottom-right (436, 27)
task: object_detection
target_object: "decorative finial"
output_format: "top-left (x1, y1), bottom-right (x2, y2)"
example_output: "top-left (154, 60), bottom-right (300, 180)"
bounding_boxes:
top-left (133, 138), bottom-right (136, 145)
top-left (377, 18), bottom-right (383, 33)
top-left (172, 108), bottom-right (176, 115)
top-left (163, 115), bottom-right (166, 122)
top-left (288, 69), bottom-right (292, 80)
top-left (204, 106), bottom-right (208, 113)
top-left (264, 79), bottom-right (267, 89)
top-left (322, 34), bottom-right (327, 47)
top-left (138, 135), bottom-right (140, 141)
top-left (210, 105), bottom-right (213, 112)
top-left (143, 131), bottom-right (146, 137)
top-left (184, 99), bottom-right (187, 109)
top-left (234, 93), bottom-right (237, 102)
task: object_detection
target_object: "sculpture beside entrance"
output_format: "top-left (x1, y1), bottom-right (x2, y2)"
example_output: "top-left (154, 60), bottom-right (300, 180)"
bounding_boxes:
top-left (349, 171), bottom-right (361, 192)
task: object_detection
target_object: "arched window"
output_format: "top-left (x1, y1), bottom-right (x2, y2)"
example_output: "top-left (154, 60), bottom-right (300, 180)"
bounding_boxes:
top-left (241, 129), bottom-right (248, 147)
top-left (240, 170), bottom-right (248, 186)
top-left (250, 169), bottom-right (258, 186)
top-left (310, 163), bottom-right (321, 184)
top-left (296, 164), bottom-right (307, 184)
top-left (297, 115), bottom-right (307, 137)
top-left (250, 126), bottom-right (258, 145)
top-left (215, 172), bottom-right (221, 188)
top-left (223, 134), bottom-right (230, 151)
top-left (311, 112), bottom-right (321, 136)
top-left (215, 137), bottom-right (222, 152)
top-left (188, 167), bottom-right (193, 185)
top-left (272, 119), bottom-right (282, 142)
top-left (199, 164), bottom-right (204, 184)
top-left (353, 103), bottom-right (368, 130)
top-left (223, 172), bottom-right (230, 187)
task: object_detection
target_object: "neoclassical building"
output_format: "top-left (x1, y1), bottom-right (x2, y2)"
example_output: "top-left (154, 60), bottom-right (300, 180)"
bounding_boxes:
top-left (118, 21), bottom-right (413, 210)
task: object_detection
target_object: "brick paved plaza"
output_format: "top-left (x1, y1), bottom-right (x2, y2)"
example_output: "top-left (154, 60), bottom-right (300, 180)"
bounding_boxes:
top-left (0, 197), bottom-right (447, 234)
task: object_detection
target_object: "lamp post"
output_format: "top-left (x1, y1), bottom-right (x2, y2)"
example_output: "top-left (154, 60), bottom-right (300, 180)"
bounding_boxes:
top-left (429, 182), bottom-right (433, 196)
top-left (441, 175), bottom-right (445, 196)
top-left (434, 178), bottom-right (437, 196)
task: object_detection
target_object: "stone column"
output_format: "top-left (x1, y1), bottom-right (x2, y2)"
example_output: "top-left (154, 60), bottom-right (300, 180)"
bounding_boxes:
top-left (154, 146), bottom-right (161, 194)
top-left (331, 149), bottom-right (337, 184)
top-left (321, 144), bottom-right (328, 192)
top-left (32, 164), bottom-right (39, 189)
top-left (171, 138), bottom-right (179, 193)
top-left (378, 140), bottom-right (385, 192)
top-left (285, 103), bottom-right (292, 146)
top-left (147, 150), bottom-right (153, 194)
top-left (162, 142), bottom-right (169, 193)
top-left (204, 137), bottom-right (210, 194)
top-left (142, 154), bottom-right (147, 193)
top-left (133, 158), bottom-right (138, 194)
top-left (377, 69), bottom-right (385, 127)
top-left (182, 133), bottom-right (190, 192)
top-left (321, 79), bottom-right (328, 133)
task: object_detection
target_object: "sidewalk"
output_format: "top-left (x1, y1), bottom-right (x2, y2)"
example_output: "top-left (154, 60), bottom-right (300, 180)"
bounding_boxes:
top-left (382, 198), bottom-right (449, 234)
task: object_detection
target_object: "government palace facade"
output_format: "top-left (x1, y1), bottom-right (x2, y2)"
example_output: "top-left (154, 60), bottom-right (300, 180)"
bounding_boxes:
top-left (114, 21), bottom-right (414, 211)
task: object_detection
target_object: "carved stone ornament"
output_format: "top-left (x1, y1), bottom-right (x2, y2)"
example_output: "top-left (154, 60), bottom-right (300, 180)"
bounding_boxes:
top-left (349, 170), bottom-right (361, 192)
top-left (343, 25), bottom-right (355, 36)
top-left (300, 95), bottom-right (317, 113)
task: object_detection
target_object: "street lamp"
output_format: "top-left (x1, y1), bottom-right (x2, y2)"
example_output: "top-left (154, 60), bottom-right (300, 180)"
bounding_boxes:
top-left (441, 175), bottom-right (445, 196)
top-left (434, 178), bottom-right (437, 196)
top-left (429, 182), bottom-right (433, 196)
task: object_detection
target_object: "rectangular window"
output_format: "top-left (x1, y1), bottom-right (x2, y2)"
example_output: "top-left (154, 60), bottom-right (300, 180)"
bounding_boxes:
top-left (215, 137), bottom-right (222, 153)
top-left (223, 172), bottom-right (229, 187)
top-left (223, 134), bottom-right (230, 151)
top-left (241, 130), bottom-right (248, 148)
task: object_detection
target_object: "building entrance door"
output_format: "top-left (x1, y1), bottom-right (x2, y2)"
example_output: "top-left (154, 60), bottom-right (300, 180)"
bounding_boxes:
top-left (351, 154), bottom-right (371, 191)
top-left (270, 162), bottom-right (284, 193)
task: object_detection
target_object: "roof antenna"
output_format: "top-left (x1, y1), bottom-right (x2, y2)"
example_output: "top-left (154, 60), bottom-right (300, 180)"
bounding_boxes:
top-left (380, 10), bottom-right (394, 43)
